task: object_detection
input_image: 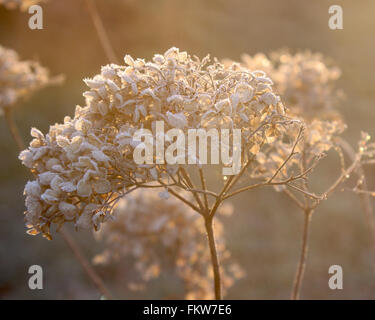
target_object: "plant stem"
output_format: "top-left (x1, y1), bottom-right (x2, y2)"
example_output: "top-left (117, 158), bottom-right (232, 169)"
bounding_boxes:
top-left (335, 137), bottom-right (375, 272)
top-left (204, 215), bottom-right (222, 300)
top-left (84, 0), bottom-right (119, 64)
top-left (291, 208), bottom-right (312, 300)
top-left (199, 168), bottom-right (209, 210)
top-left (174, 167), bottom-right (222, 299)
top-left (4, 107), bottom-right (25, 150)
top-left (59, 227), bottom-right (113, 299)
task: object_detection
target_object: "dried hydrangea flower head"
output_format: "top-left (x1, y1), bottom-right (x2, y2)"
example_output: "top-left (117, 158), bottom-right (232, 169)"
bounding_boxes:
top-left (271, 51), bottom-right (342, 119)
top-left (20, 47), bottom-right (300, 239)
top-left (223, 51), bottom-right (345, 189)
top-left (0, 45), bottom-right (55, 112)
top-left (93, 189), bottom-right (243, 299)
top-left (228, 53), bottom-right (274, 77)
top-left (252, 119), bottom-right (345, 190)
top-left (0, 0), bottom-right (42, 10)
top-left (227, 51), bottom-right (343, 120)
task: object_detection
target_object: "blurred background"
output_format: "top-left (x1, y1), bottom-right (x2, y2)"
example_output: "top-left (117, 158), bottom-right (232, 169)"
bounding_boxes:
top-left (1, 0), bottom-right (375, 299)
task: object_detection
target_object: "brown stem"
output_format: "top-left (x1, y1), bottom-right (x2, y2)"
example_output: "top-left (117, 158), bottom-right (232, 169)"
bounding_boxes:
top-left (291, 209), bottom-right (312, 300)
top-left (199, 168), bottom-right (209, 211)
top-left (4, 107), bottom-right (25, 150)
top-left (158, 180), bottom-right (202, 214)
top-left (161, 174), bottom-right (222, 299)
top-left (84, 0), bottom-right (119, 64)
top-left (358, 186), bottom-right (375, 267)
top-left (202, 175), bottom-right (240, 299)
top-left (59, 227), bottom-right (114, 299)
top-left (180, 168), bottom-right (205, 212)
top-left (335, 137), bottom-right (375, 272)
top-left (204, 215), bottom-right (222, 300)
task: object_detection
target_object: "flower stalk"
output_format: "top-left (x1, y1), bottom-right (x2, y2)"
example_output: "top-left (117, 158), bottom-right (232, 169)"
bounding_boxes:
top-left (4, 107), bottom-right (25, 150)
top-left (204, 214), bottom-right (222, 300)
top-left (84, 0), bottom-right (119, 64)
top-left (291, 208), bottom-right (312, 300)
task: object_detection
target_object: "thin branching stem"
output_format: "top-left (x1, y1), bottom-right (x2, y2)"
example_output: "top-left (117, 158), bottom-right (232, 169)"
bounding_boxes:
top-left (269, 126), bottom-right (304, 183)
top-left (290, 138), bottom-right (363, 299)
top-left (223, 172), bottom-right (316, 201)
top-left (291, 147), bottom-right (311, 300)
top-left (335, 137), bottom-right (375, 273)
top-left (158, 179), bottom-right (203, 215)
top-left (200, 129), bottom-right (305, 299)
top-left (321, 154), bottom-right (361, 201)
top-left (180, 168), bottom-right (205, 212)
top-left (199, 168), bottom-right (209, 211)
top-left (283, 189), bottom-right (305, 210)
top-left (4, 107), bottom-right (25, 150)
top-left (84, 0), bottom-right (119, 64)
top-left (59, 227), bottom-right (114, 299)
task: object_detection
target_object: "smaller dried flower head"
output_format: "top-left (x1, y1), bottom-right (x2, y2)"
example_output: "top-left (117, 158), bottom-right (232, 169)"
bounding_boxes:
top-left (0, 45), bottom-right (58, 112)
top-left (93, 189), bottom-right (243, 299)
top-left (223, 50), bottom-right (347, 190)
top-left (226, 50), bottom-right (343, 120)
top-left (252, 119), bottom-right (346, 193)
top-left (272, 51), bottom-right (342, 118)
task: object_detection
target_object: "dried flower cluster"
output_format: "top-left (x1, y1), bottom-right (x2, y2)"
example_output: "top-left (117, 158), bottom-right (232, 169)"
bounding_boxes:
top-left (229, 51), bottom-right (375, 299)
top-left (353, 132), bottom-right (375, 194)
top-left (20, 47), bottom-right (301, 239)
top-left (239, 51), bottom-right (343, 120)
top-left (0, 0), bottom-right (41, 10)
top-left (252, 120), bottom-right (343, 187)
top-left (0, 45), bottom-right (52, 112)
top-left (4, 0), bottom-right (373, 297)
top-left (227, 52), bottom-right (346, 188)
top-left (93, 189), bottom-right (243, 299)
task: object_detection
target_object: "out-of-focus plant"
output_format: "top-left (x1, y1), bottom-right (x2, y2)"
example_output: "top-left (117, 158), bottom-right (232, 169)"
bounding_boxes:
top-left (0, 45), bottom-right (60, 149)
top-left (240, 51), bottom-right (343, 120)
top-left (235, 51), bottom-right (375, 299)
top-left (0, 45), bottom-right (51, 111)
top-left (0, 0), bottom-right (43, 10)
top-left (19, 47), bottom-right (310, 299)
top-left (94, 189), bottom-right (244, 299)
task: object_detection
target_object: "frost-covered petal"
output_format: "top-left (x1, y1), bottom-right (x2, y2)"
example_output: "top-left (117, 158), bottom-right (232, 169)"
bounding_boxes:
top-left (77, 179), bottom-right (92, 197)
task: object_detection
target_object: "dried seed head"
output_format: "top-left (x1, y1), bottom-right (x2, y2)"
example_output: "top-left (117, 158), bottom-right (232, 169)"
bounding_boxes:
top-left (20, 47), bottom-right (299, 238)
top-left (0, 45), bottom-right (58, 112)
